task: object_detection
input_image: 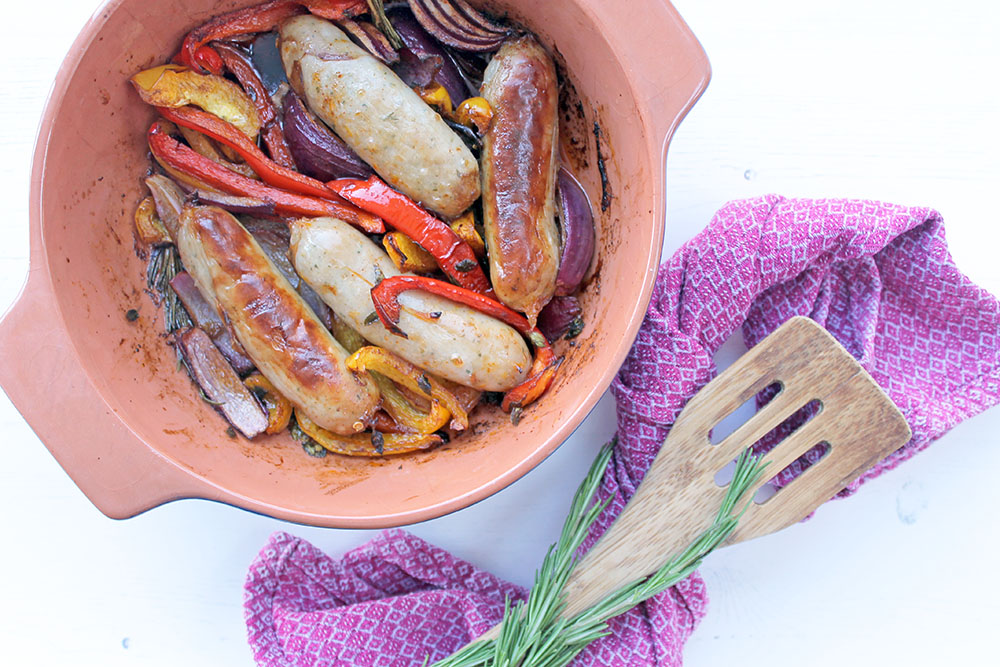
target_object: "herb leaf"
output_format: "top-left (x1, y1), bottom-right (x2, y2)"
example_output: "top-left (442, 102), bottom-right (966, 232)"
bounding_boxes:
top-left (434, 444), bottom-right (766, 666)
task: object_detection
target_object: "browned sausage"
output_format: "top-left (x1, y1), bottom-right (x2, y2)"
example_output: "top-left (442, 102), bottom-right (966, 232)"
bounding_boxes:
top-left (174, 205), bottom-right (380, 434)
top-left (480, 36), bottom-right (560, 325)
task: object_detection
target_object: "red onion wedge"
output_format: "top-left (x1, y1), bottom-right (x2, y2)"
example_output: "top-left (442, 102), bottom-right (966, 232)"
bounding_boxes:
top-left (407, 0), bottom-right (510, 52)
top-left (175, 326), bottom-right (268, 439)
top-left (170, 272), bottom-right (257, 375)
top-left (537, 295), bottom-right (584, 342)
top-left (282, 91), bottom-right (373, 180)
top-left (339, 18), bottom-right (400, 63)
top-left (390, 9), bottom-right (474, 101)
top-left (189, 189), bottom-right (278, 217)
top-left (145, 174), bottom-right (187, 239)
top-left (554, 166), bottom-right (596, 296)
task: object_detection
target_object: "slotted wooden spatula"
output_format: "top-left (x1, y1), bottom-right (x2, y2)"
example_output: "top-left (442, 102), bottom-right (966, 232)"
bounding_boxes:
top-left (477, 315), bottom-right (912, 641)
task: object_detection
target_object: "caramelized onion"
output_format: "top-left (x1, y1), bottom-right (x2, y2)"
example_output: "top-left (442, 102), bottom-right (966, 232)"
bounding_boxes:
top-left (390, 9), bottom-right (473, 102)
top-left (175, 326), bottom-right (268, 439)
top-left (282, 91), bottom-right (373, 180)
top-left (537, 295), bottom-right (584, 342)
top-left (554, 167), bottom-right (595, 296)
top-left (170, 272), bottom-right (256, 375)
top-left (407, 0), bottom-right (510, 52)
top-left (339, 18), bottom-right (400, 63)
top-left (189, 189), bottom-right (278, 217)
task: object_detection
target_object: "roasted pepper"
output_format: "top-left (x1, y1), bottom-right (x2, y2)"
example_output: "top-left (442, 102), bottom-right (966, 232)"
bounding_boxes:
top-left (212, 42), bottom-right (296, 169)
top-left (382, 232), bottom-right (438, 273)
top-left (130, 65), bottom-right (261, 139)
top-left (177, 1), bottom-right (367, 73)
top-left (417, 82), bottom-right (453, 115)
top-left (147, 121), bottom-right (384, 233)
top-left (501, 345), bottom-right (562, 415)
top-left (327, 176), bottom-right (492, 294)
top-left (134, 196), bottom-right (171, 246)
top-left (295, 410), bottom-right (442, 457)
top-left (244, 372), bottom-right (293, 434)
top-left (371, 372), bottom-right (451, 433)
top-left (454, 96), bottom-right (493, 134)
top-left (346, 346), bottom-right (468, 430)
top-left (157, 106), bottom-right (340, 201)
top-left (449, 211), bottom-right (485, 258)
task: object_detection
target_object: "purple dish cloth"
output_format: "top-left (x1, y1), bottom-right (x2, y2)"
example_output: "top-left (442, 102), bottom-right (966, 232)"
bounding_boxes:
top-left (245, 197), bottom-right (1000, 666)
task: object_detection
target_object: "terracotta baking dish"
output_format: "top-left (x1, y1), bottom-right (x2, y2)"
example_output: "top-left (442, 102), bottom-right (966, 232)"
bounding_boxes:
top-left (0, 0), bottom-right (708, 527)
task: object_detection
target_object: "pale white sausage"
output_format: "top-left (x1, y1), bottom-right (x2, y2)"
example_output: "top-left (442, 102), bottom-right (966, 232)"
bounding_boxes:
top-left (280, 15), bottom-right (479, 219)
top-left (288, 217), bottom-right (532, 391)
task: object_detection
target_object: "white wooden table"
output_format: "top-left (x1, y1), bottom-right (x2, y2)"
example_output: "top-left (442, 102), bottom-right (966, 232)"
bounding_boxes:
top-left (1, 1), bottom-right (997, 665)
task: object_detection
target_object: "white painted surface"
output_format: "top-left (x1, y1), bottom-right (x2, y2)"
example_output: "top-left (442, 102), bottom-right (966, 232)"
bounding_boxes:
top-left (0, 1), bottom-right (997, 665)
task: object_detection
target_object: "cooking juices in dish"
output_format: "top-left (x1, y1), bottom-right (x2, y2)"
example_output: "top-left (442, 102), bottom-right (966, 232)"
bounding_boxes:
top-left (129, 0), bottom-right (596, 458)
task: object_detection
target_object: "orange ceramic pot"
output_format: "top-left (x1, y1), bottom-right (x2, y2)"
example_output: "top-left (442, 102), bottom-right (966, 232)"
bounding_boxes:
top-left (0, 0), bottom-right (709, 527)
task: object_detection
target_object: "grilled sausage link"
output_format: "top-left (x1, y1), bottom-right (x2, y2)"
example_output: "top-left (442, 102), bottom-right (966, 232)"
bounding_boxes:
top-left (175, 206), bottom-right (380, 434)
top-left (480, 36), bottom-right (561, 325)
top-left (289, 216), bottom-right (531, 391)
top-left (279, 15), bottom-right (480, 219)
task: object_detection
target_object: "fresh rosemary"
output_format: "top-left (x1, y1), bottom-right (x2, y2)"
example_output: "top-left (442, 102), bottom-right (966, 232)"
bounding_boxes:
top-left (366, 0), bottom-right (404, 49)
top-left (146, 245), bottom-right (191, 334)
top-left (434, 444), bottom-right (767, 667)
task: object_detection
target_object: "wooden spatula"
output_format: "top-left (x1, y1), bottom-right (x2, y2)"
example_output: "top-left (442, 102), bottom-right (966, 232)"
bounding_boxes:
top-left (480, 315), bottom-right (912, 640)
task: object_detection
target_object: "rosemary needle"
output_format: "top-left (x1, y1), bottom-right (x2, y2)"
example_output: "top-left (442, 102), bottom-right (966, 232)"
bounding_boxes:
top-left (434, 445), bottom-right (767, 667)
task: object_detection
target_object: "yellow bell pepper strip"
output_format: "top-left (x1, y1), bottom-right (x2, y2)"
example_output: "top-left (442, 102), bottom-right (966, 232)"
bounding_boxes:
top-left (296, 411), bottom-right (442, 457)
top-left (454, 96), bottom-right (493, 133)
top-left (416, 82), bottom-right (453, 115)
top-left (449, 211), bottom-right (485, 258)
top-left (147, 121), bottom-right (384, 233)
top-left (130, 65), bottom-right (261, 140)
top-left (370, 372), bottom-right (451, 433)
top-left (157, 106), bottom-right (344, 202)
top-left (244, 372), bottom-right (293, 434)
top-left (176, 1), bottom-right (367, 73)
top-left (134, 196), bottom-right (171, 246)
top-left (371, 410), bottom-right (418, 434)
top-left (346, 346), bottom-right (468, 431)
top-left (328, 176), bottom-right (492, 294)
top-left (382, 232), bottom-right (438, 273)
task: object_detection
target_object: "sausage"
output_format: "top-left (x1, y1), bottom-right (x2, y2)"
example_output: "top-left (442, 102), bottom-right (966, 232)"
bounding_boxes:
top-left (174, 206), bottom-right (380, 434)
top-left (288, 216), bottom-right (532, 392)
top-left (480, 36), bottom-right (561, 325)
top-left (279, 15), bottom-right (480, 219)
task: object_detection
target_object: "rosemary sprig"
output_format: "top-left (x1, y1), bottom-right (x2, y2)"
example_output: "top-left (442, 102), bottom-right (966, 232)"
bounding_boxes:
top-left (146, 245), bottom-right (191, 334)
top-left (366, 0), bottom-right (404, 49)
top-left (435, 445), bottom-right (767, 667)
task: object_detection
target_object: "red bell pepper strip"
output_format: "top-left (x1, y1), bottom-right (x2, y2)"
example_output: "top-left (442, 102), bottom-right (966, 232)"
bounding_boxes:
top-left (369, 274), bottom-right (562, 414)
top-left (212, 43), bottom-right (296, 169)
top-left (147, 121), bottom-right (384, 232)
top-left (501, 345), bottom-right (563, 414)
top-left (157, 106), bottom-right (338, 201)
top-left (192, 45), bottom-right (225, 76)
top-left (177, 0), bottom-right (366, 73)
top-left (370, 275), bottom-right (528, 338)
top-left (328, 176), bottom-right (492, 294)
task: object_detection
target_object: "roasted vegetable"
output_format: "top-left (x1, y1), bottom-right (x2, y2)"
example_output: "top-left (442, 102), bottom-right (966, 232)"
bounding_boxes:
top-left (130, 65), bottom-right (261, 139)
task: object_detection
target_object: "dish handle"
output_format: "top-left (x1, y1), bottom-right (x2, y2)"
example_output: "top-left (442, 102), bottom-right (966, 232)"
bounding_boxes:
top-left (0, 269), bottom-right (217, 519)
top-left (590, 0), bottom-right (711, 164)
